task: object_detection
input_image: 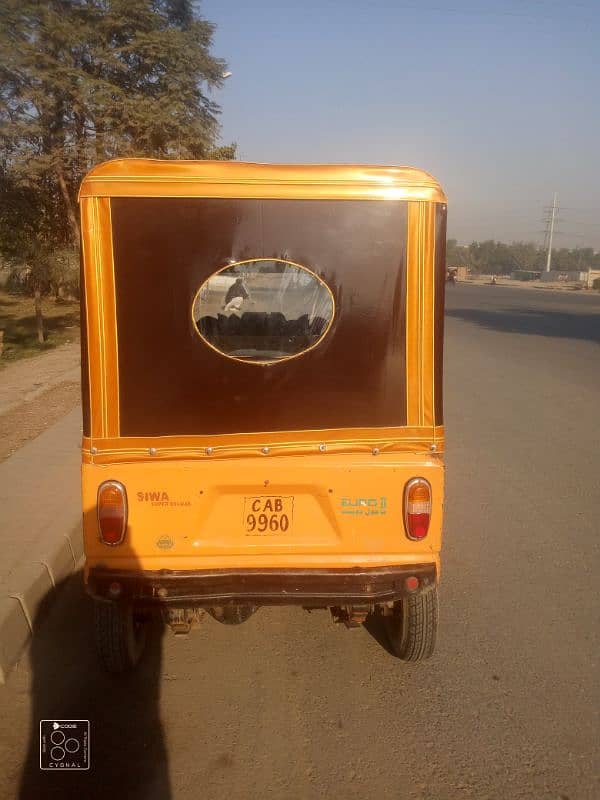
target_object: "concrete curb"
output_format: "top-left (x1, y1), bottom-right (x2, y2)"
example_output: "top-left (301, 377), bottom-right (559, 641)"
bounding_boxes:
top-left (0, 407), bottom-right (82, 685)
top-left (0, 524), bottom-right (83, 684)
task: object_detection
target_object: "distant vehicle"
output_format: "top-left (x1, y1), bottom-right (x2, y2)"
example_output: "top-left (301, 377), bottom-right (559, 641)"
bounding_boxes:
top-left (79, 160), bottom-right (447, 671)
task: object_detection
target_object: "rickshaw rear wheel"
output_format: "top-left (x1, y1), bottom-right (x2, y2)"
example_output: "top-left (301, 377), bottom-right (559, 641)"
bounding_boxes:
top-left (207, 605), bottom-right (259, 625)
top-left (384, 587), bottom-right (438, 661)
top-left (94, 600), bottom-right (148, 673)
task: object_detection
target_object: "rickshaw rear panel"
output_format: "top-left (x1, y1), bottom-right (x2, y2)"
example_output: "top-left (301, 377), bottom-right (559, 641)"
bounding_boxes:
top-left (83, 452), bottom-right (442, 570)
top-left (79, 160), bottom-right (447, 667)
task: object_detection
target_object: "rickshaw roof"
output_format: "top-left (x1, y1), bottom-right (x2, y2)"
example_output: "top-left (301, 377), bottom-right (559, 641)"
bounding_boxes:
top-left (79, 159), bottom-right (446, 203)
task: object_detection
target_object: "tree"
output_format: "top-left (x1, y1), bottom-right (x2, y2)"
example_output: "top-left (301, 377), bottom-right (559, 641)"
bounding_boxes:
top-left (0, 167), bottom-right (59, 342)
top-left (0, 0), bottom-right (234, 337)
top-left (465, 241), bottom-right (499, 273)
top-left (445, 238), bottom-right (600, 276)
top-left (508, 242), bottom-right (542, 272)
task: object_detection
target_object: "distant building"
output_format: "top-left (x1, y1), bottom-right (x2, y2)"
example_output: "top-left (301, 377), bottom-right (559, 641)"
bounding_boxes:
top-left (511, 270), bottom-right (541, 281)
top-left (540, 269), bottom-right (600, 286)
top-left (584, 269), bottom-right (600, 288)
top-left (447, 265), bottom-right (470, 280)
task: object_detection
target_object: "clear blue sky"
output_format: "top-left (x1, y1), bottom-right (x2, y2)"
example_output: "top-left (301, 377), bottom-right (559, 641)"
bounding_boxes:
top-left (201, 0), bottom-right (600, 250)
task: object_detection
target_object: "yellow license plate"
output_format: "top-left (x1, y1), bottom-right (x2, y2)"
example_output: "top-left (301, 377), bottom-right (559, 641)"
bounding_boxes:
top-left (243, 496), bottom-right (294, 535)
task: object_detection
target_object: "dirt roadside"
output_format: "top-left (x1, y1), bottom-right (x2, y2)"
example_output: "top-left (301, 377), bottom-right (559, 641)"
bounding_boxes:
top-left (463, 276), bottom-right (598, 293)
top-left (0, 342), bottom-right (81, 462)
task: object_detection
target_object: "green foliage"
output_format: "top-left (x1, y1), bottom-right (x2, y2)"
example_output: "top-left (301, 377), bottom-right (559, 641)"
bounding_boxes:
top-left (0, 168), bottom-right (60, 291)
top-left (447, 238), bottom-right (600, 275)
top-left (0, 0), bottom-right (234, 296)
top-left (47, 248), bottom-right (80, 299)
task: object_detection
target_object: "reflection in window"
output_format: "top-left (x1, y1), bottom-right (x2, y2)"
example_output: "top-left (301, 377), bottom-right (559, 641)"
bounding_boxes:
top-left (193, 259), bottom-right (334, 363)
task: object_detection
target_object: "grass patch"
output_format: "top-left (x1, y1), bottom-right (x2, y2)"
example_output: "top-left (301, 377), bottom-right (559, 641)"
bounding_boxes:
top-left (0, 290), bottom-right (80, 365)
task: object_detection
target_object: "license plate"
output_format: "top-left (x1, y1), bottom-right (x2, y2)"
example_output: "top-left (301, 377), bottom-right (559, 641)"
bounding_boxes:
top-left (244, 496), bottom-right (294, 535)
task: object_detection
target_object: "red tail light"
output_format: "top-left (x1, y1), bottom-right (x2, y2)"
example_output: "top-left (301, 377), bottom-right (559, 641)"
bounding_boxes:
top-left (97, 480), bottom-right (128, 545)
top-left (404, 478), bottom-right (431, 540)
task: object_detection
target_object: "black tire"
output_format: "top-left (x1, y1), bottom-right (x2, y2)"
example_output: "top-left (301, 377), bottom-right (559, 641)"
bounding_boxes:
top-left (94, 600), bottom-right (147, 673)
top-left (384, 587), bottom-right (438, 661)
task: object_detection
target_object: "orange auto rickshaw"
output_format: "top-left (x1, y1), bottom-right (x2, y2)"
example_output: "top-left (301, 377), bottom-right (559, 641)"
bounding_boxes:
top-left (79, 160), bottom-right (447, 671)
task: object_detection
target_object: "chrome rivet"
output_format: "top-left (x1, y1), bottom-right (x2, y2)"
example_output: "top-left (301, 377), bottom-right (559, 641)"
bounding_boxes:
top-left (90, 446), bottom-right (97, 455)
top-left (430, 444), bottom-right (437, 453)
top-left (149, 447), bottom-right (157, 456)
top-left (319, 443), bottom-right (327, 453)
top-left (205, 447), bottom-right (213, 456)
top-left (262, 447), bottom-right (270, 455)
top-left (372, 447), bottom-right (380, 456)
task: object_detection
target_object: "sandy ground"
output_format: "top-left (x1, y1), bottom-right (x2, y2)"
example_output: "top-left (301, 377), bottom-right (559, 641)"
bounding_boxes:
top-left (463, 275), bottom-right (597, 293)
top-left (0, 342), bottom-right (80, 462)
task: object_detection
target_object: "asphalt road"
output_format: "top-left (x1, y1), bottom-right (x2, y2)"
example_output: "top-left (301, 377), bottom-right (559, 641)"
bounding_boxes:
top-left (1, 283), bottom-right (599, 800)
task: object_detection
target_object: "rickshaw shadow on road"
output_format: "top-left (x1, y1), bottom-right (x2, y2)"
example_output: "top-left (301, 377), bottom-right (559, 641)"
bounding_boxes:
top-left (18, 570), bottom-right (170, 800)
top-left (445, 307), bottom-right (600, 344)
top-left (362, 614), bottom-right (396, 657)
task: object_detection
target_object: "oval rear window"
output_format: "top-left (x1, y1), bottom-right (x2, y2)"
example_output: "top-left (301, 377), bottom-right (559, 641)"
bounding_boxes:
top-left (192, 259), bottom-right (334, 364)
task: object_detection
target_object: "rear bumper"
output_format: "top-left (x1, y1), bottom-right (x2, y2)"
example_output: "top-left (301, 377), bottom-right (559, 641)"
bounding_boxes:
top-left (87, 563), bottom-right (437, 607)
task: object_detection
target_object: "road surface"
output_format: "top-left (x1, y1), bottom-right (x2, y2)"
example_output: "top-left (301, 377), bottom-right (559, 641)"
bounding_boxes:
top-left (1, 283), bottom-right (598, 799)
